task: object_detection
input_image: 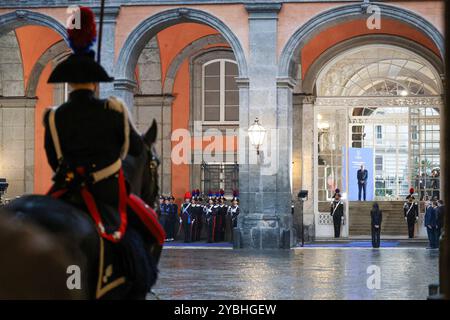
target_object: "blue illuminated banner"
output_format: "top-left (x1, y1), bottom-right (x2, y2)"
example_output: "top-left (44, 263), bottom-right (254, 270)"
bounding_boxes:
top-left (348, 148), bottom-right (374, 201)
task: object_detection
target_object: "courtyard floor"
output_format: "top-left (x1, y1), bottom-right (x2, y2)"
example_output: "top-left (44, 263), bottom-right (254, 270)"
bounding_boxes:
top-left (152, 246), bottom-right (439, 300)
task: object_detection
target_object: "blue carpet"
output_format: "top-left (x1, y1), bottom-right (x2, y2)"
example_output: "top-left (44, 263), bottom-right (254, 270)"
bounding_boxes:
top-left (303, 241), bottom-right (400, 248)
top-left (164, 242), bottom-right (233, 248)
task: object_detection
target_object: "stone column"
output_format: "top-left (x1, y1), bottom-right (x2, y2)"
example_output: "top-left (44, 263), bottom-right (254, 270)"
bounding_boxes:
top-left (238, 3), bottom-right (293, 249)
top-left (0, 97), bottom-right (36, 198)
top-left (93, 6), bottom-right (120, 99)
top-left (134, 94), bottom-right (174, 195)
top-left (300, 94), bottom-right (316, 240)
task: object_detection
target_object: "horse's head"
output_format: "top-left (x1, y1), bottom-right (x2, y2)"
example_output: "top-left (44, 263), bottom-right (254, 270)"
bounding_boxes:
top-left (123, 120), bottom-right (160, 208)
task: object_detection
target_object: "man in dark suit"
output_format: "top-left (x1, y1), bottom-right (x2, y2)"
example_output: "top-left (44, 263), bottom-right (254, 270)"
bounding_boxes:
top-left (435, 200), bottom-right (445, 248)
top-left (357, 164), bottom-right (368, 201)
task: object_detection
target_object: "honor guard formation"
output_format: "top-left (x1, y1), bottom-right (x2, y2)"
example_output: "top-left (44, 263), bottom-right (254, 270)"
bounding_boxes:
top-left (157, 190), bottom-right (240, 243)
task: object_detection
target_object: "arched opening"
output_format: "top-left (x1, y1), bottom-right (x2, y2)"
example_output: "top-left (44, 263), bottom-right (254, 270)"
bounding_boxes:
top-left (280, 3), bottom-right (444, 241)
top-left (313, 44), bottom-right (443, 238)
top-left (0, 11), bottom-right (68, 198)
top-left (116, 10), bottom-right (247, 210)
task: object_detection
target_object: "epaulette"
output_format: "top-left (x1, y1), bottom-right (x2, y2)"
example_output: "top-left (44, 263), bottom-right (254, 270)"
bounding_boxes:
top-left (105, 96), bottom-right (125, 113)
top-left (42, 106), bottom-right (58, 126)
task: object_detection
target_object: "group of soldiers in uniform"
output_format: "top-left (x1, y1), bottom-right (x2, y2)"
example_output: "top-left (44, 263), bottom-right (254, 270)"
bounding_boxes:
top-left (404, 188), bottom-right (445, 244)
top-left (158, 189), bottom-right (240, 243)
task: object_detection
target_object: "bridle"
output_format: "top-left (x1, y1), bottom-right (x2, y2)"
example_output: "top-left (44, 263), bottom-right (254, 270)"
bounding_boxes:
top-left (144, 143), bottom-right (160, 207)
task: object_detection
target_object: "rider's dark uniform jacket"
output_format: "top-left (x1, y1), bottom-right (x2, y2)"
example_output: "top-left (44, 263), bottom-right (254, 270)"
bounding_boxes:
top-left (43, 89), bottom-right (144, 231)
top-left (44, 89), bottom-right (142, 171)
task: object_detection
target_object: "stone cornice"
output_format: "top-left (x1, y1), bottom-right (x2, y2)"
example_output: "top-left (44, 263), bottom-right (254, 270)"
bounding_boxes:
top-left (0, 1), bottom-right (361, 8)
top-left (315, 95), bottom-right (443, 107)
top-left (245, 2), bottom-right (282, 19)
top-left (0, 97), bottom-right (37, 108)
top-left (235, 77), bottom-right (250, 89)
top-left (134, 94), bottom-right (175, 106)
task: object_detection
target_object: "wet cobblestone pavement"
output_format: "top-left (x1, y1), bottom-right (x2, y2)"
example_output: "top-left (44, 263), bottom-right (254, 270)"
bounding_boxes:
top-left (153, 247), bottom-right (439, 300)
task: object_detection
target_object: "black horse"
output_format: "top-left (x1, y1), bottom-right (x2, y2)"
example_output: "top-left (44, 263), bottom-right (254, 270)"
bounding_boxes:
top-left (2, 120), bottom-right (161, 299)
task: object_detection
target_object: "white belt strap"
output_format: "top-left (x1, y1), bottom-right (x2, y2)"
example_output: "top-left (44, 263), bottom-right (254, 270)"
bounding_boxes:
top-left (48, 107), bottom-right (63, 162)
top-left (332, 200), bottom-right (342, 215)
top-left (105, 97), bottom-right (131, 160)
top-left (91, 159), bottom-right (122, 183)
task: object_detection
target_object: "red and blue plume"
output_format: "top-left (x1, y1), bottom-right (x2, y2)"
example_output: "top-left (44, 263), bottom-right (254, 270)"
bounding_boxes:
top-left (208, 190), bottom-right (213, 197)
top-left (67, 7), bottom-right (97, 54)
top-left (215, 191), bottom-right (220, 197)
top-left (409, 187), bottom-right (414, 194)
top-left (220, 189), bottom-right (224, 196)
top-left (335, 188), bottom-right (340, 194)
top-left (196, 189), bottom-right (200, 195)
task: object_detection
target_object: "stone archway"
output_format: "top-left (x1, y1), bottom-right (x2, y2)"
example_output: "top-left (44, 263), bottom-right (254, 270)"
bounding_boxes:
top-left (0, 10), bottom-right (67, 41)
top-left (277, 2), bottom-right (445, 242)
top-left (163, 34), bottom-right (226, 95)
top-left (302, 35), bottom-right (444, 96)
top-left (114, 7), bottom-right (248, 107)
top-left (26, 40), bottom-right (70, 98)
top-left (278, 3), bottom-right (444, 81)
top-left (114, 7), bottom-right (249, 199)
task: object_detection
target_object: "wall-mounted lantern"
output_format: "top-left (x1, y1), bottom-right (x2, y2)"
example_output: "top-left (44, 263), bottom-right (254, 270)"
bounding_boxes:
top-left (248, 117), bottom-right (266, 155)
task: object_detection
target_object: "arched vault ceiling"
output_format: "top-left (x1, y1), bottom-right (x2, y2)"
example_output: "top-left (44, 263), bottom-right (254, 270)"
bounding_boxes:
top-left (316, 44), bottom-right (442, 97)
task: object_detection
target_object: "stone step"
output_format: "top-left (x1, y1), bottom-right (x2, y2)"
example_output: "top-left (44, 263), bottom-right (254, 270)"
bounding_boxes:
top-left (348, 201), bottom-right (409, 236)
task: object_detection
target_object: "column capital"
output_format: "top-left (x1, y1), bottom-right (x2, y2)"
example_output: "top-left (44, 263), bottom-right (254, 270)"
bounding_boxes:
top-left (235, 77), bottom-right (250, 89)
top-left (0, 96), bottom-right (37, 108)
top-left (277, 77), bottom-right (296, 89)
top-left (114, 78), bottom-right (137, 93)
top-left (245, 3), bottom-right (282, 19)
top-left (92, 5), bottom-right (120, 24)
top-left (134, 94), bottom-right (175, 107)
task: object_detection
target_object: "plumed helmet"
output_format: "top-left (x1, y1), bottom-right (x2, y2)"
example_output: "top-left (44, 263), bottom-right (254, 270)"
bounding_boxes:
top-left (184, 192), bottom-right (192, 200)
top-left (333, 188), bottom-right (341, 198)
top-left (231, 189), bottom-right (239, 203)
top-left (48, 6), bottom-right (114, 83)
top-left (409, 187), bottom-right (415, 194)
top-left (219, 189), bottom-right (226, 201)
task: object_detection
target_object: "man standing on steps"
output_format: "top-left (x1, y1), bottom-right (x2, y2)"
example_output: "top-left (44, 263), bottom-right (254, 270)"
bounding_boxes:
top-left (403, 195), bottom-right (419, 238)
top-left (357, 164), bottom-right (368, 201)
top-left (330, 189), bottom-right (344, 238)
